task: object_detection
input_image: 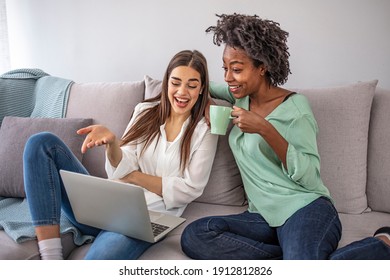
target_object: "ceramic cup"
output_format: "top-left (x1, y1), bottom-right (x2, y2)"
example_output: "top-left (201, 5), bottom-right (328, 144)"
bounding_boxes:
top-left (209, 105), bottom-right (234, 135)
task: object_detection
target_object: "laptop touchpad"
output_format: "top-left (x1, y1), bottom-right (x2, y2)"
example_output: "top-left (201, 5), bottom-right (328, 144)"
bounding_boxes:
top-left (149, 211), bottom-right (165, 222)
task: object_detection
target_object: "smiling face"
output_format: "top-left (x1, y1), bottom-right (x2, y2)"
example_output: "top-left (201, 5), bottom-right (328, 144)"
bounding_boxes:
top-left (222, 46), bottom-right (266, 99)
top-left (167, 65), bottom-right (202, 118)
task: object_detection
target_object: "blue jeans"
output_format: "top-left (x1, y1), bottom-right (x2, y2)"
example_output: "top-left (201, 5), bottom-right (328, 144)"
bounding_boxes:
top-left (24, 132), bottom-right (152, 259)
top-left (181, 197), bottom-right (390, 259)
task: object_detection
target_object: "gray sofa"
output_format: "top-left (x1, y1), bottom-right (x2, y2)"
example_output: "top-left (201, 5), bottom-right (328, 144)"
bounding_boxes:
top-left (0, 74), bottom-right (389, 259)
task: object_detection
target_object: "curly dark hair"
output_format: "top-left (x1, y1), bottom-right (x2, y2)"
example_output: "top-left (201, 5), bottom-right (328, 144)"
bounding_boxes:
top-left (206, 13), bottom-right (291, 86)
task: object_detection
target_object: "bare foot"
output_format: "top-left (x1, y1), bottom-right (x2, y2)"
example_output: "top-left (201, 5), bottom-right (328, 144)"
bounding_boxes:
top-left (35, 225), bottom-right (60, 241)
top-left (374, 227), bottom-right (390, 247)
top-left (376, 235), bottom-right (390, 247)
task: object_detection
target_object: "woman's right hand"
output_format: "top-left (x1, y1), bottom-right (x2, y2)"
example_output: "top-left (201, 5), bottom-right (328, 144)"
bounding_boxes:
top-left (77, 125), bottom-right (117, 154)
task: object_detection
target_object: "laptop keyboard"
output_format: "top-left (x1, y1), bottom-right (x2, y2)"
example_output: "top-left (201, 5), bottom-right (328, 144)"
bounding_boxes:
top-left (151, 222), bottom-right (169, 237)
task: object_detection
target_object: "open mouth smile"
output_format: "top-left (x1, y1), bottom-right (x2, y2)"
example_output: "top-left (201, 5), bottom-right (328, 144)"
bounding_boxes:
top-left (229, 85), bottom-right (241, 93)
top-left (174, 96), bottom-right (190, 107)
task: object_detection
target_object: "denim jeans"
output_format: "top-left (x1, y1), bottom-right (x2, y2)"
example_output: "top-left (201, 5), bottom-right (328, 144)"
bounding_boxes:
top-left (24, 132), bottom-right (152, 259)
top-left (181, 197), bottom-right (390, 259)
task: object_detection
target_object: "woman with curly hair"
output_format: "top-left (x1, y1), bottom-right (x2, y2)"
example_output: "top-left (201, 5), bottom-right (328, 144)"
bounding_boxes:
top-left (180, 13), bottom-right (390, 259)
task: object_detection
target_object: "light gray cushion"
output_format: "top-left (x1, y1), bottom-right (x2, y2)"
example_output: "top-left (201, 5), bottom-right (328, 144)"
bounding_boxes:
top-left (144, 75), bottom-right (246, 206)
top-left (65, 81), bottom-right (145, 178)
top-left (366, 87), bottom-right (390, 213)
top-left (144, 75), bottom-right (162, 99)
top-left (196, 99), bottom-right (245, 206)
top-left (0, 116), bottom-right (92, 198)
top-left (300, 80), bottom-right (377, 214)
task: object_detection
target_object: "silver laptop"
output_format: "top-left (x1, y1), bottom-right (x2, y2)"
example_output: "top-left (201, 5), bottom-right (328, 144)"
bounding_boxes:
top-left (59, 170), bottom-right (186, 243)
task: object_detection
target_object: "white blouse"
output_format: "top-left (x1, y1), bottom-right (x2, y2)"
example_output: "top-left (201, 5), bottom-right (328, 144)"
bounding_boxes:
top-left (105, 101), bottom-right (218, 217)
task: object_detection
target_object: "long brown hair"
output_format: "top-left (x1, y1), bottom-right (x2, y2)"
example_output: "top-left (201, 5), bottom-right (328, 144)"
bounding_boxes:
top-left (120, 50), bottom-right (209, 172)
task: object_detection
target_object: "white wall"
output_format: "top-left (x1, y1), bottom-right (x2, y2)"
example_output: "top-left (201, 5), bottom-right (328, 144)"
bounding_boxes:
top-left (6, 0), bottom-right (390, 89)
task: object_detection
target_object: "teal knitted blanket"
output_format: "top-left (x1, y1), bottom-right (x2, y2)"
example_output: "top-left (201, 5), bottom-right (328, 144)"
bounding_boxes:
top-left (0, 69), bottom-right (94, 246)
top-left (0, 197), bottom-right (93, 245)
top-left (0, 68), bottom-right (48, 126)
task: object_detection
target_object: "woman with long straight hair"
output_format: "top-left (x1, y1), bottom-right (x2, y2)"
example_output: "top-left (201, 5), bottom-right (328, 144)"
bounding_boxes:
top-left (24, 50), bottom-right (218, 260)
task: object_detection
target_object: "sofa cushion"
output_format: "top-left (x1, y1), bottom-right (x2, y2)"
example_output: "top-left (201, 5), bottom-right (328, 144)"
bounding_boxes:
top-left (300, 80), bottom-right (377, 214)
top-left (65, 81), bottom-right (145, 178)
top-left (0, 116), bottom-right (92, 198)
top-left (144, 75), bottom-right (162, 99)
top-left (144, 76), bottom-right (246, 206)
top-left (196, 99), bottom-right (245, 206)
top-left (0, 231), bottom-right (76, 260)
top-left (366, 88), bottom-right (390, 213)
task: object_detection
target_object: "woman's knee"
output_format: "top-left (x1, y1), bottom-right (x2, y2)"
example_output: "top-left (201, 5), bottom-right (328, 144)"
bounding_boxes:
top-left (24, 132), bottom-right (50, 163)
top-left (181, 217), bottom-right (224, 259)
top-left (24, 132), bottom-right (61, 156)
top-left (181, 220), bottom-right (205, 259)
top-left (182, 217), bottom-right (214, 241)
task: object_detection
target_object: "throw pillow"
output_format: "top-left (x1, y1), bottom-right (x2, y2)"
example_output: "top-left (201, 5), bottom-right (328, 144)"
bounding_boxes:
top-left (301, 80), bottom-right (378, 214)
top-left (144, 75), bottom-right (162, 99)
top-left (366, 87), bottom-right (390, 213)
top-left (196, 99), bottom-right (246, 206)
top-left (0, 116), bottom-right (92, 198)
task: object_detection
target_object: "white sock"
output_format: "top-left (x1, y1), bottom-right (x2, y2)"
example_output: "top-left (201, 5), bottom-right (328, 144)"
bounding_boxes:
top-left (38, 238), bottom-right (63, 260)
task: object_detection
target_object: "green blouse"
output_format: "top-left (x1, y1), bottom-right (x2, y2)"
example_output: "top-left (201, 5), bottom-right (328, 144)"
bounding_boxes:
top-left (210, 82), bottom-right (332, 226)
